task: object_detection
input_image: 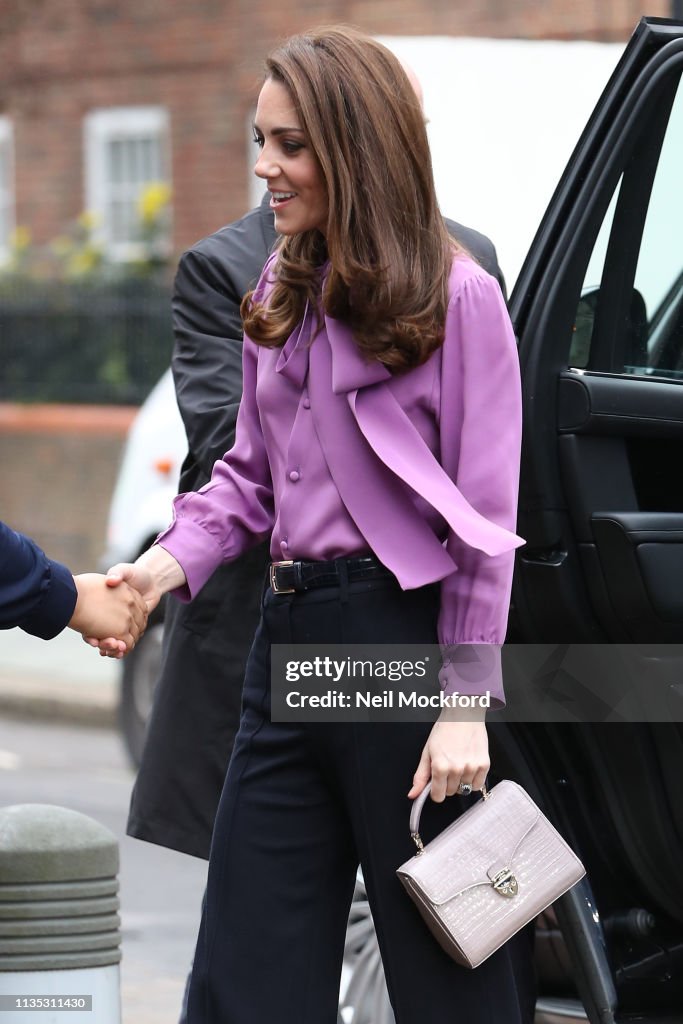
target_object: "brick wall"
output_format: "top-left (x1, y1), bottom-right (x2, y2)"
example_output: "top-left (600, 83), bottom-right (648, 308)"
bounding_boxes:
top-left (0, 0), bottom-right (671, 254)
top-left (0, 404), bottom-right (136, 572)
top-left (1, 0), bottom-right (240, 247)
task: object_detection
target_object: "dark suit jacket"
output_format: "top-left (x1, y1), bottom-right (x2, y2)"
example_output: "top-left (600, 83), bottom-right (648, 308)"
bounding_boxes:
top-left (127, 195), bottom-right (506, 859)
top-left (0, 521), bottom-right (77, 638)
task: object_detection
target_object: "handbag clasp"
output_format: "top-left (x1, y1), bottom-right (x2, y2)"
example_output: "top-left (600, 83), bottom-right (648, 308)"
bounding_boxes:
top-left (490, 867), bottom-right (518, 898)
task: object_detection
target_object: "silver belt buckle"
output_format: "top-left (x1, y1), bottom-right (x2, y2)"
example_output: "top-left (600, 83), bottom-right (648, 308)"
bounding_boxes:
top-left (270, 559), bottom-right (295, 594)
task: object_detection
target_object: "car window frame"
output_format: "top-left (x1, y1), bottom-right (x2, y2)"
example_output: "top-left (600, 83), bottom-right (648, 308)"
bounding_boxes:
top-left (585, 70), bottom-right (681, 375)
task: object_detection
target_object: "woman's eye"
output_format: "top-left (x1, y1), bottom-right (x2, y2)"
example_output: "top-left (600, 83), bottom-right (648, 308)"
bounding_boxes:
top-left (252, 132), bottom-right (264, 148)
top-left (282, 140), bottom-right (303, 154)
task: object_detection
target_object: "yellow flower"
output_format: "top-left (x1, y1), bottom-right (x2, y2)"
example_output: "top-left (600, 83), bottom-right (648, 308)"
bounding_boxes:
top-left (138, 182), bottom-right (172, 225)
top-left (77, 210), bottom-right (101, 231)
top-left (10, 226), bottom-right (31, 251)
top-left (66, 245), bottom-right (102, 277)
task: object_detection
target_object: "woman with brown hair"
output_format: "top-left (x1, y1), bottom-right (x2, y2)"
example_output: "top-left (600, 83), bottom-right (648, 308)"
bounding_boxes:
top-left (103, 26), bottom-right (532, 1023)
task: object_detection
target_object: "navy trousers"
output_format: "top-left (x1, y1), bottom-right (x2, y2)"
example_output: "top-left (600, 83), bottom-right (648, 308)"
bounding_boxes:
top-left (186, 575), bottom-right (536, 1023)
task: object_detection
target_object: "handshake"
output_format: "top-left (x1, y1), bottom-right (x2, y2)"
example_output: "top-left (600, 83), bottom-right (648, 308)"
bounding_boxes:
top-left (73, 561), bottom-right (163, 658)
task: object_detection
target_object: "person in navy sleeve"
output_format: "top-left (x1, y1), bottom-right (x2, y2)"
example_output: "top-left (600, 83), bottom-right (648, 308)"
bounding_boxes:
top-left (0, 520), bottom-right (147, 651)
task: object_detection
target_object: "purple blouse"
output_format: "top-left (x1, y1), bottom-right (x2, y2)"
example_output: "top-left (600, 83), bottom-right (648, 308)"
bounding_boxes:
top-left (157, 253), bottom-right (524, 704)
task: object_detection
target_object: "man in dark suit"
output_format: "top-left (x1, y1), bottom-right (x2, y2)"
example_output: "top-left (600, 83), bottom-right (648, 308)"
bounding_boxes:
top-left (126, 192), bottom-right (507, 861)
top-left (0, 519), bottom-right (146, 647)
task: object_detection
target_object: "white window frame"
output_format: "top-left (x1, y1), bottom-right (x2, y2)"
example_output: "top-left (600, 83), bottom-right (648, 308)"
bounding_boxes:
top-left (84, 106), bottom-right (171, 262)
top-left (0, 117), bottom-right (15, 261)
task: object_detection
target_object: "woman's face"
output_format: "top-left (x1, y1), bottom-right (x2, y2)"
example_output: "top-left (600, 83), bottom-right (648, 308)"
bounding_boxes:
top-left (253, 78), bottom-right (328, 236)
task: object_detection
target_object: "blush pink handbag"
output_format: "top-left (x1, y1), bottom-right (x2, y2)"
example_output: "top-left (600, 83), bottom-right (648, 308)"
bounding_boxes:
top-left (396, 779), bottom-right (586, 968)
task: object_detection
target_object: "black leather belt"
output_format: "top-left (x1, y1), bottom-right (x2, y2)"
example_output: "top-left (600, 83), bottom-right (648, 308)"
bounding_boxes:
top-left (269, 555), bottom-right (393, 594)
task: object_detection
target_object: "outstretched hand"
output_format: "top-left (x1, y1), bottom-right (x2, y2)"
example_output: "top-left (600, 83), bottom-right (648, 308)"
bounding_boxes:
top-left (83, 546), bottom-right (186, 657)
top-left (107, 562), bottom-right (163, 613)
top-left (83, 562), bottom-right (163, 658)
top-left (69, 573), bottom-right (148, 658)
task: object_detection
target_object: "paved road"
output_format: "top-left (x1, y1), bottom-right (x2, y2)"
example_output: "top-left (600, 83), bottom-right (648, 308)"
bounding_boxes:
top-left (0, 717), bottom-right (207, 1024)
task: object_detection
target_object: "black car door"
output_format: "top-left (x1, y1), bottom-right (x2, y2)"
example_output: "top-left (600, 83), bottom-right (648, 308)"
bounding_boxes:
top-left (512, 16), bottom-right (683, 647)
top-left (506, 16), bottom-right (683, 1024)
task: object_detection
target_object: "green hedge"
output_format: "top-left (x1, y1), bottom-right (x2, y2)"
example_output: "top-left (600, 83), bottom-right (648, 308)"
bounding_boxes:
top-left (0, 278), bottom-right (173, 405)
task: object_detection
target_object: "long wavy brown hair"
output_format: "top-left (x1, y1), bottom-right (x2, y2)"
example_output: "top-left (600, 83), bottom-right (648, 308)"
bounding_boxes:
top-left (242, 26), bottom-right (457, 372)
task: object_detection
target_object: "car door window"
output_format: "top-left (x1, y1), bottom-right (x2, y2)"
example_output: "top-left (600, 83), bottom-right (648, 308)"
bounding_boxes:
top-left (570, 182), bottom-right (621, 367)
top-left (632, 74), bottom-right (683, 377)
top-left (571, 72), bottom-right (683, 376)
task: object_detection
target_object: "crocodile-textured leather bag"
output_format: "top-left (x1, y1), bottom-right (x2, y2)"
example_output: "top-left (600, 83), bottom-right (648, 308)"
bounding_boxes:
top-left (396, 779), bottom-right (585, 968)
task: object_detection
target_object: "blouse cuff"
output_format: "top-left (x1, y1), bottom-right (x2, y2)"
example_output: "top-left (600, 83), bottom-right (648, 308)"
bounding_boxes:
top-left (438, 643), bottom-right (505, 711)
top-left (155, 517), bottom-right (226, 602)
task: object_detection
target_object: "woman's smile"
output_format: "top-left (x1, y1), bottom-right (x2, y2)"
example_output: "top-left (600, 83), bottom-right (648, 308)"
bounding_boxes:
top-left (269, 190), bottom-right (297, 210)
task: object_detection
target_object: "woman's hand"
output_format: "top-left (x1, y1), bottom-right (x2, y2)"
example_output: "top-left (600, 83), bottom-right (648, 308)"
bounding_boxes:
top-left (408, 713), bottom-right (490, 803)
top-left (69, 573), bottom-right (148, 657)
top-left (83, 546), bottom-right (186, 657)
top-left (105, 561), bottom-right (163, 615)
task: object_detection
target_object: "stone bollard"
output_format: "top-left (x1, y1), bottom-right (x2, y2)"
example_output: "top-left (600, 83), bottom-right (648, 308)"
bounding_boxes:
top-left (0, 805), bottom-right (121, 1023)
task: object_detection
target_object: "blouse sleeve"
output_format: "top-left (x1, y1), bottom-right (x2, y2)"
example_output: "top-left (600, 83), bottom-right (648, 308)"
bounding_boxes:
top-left (437, 268), bottom-right (523, 709)
top-left (155, 259), bottom-right (279, 600)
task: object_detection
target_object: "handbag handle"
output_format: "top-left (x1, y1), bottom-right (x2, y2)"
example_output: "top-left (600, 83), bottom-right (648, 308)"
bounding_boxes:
top-left (410, 780), bottom-right (489, 854)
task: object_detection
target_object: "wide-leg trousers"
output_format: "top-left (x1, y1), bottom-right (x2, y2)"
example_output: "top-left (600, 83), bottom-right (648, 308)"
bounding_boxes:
top-left (186, 575), bottom-right (536, 1023)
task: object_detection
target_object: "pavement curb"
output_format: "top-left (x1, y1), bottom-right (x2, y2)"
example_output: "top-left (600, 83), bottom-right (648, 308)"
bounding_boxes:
top-left (0, 693), bottom-right (116, 730)
top-left (0, 672), bottom-right (117, 731)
